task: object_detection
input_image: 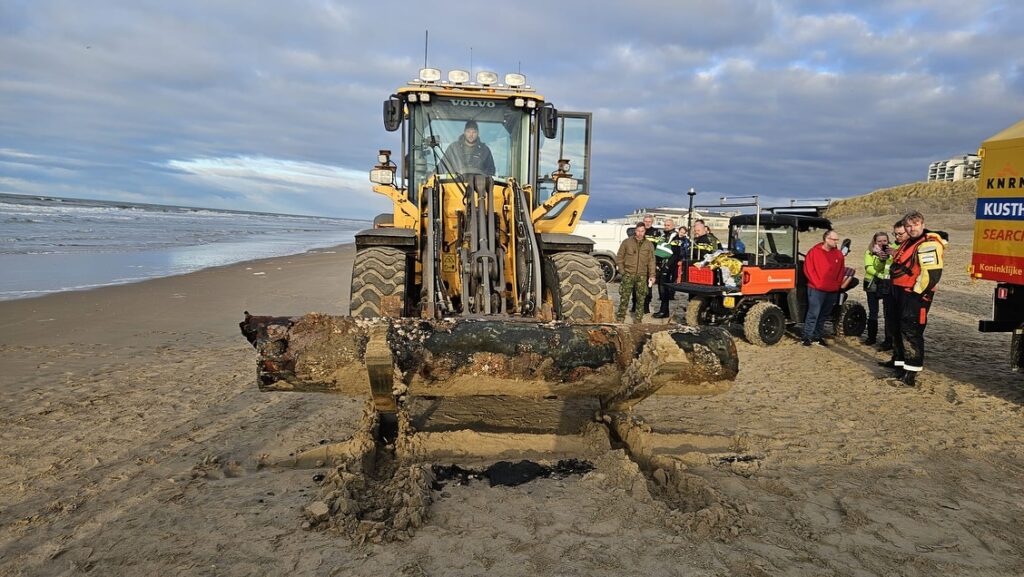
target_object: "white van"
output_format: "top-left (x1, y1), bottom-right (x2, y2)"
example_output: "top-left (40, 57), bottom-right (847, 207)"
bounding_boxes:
top-left (574, 222), bottom-right (632, 282)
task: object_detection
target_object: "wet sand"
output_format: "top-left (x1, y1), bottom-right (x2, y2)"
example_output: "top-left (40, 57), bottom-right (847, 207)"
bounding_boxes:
top-left (2, 215), bottom-right (1023, 576)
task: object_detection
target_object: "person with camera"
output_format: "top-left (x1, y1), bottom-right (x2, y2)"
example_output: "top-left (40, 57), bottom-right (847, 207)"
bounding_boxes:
top-left (862, 231), bottom-right (893, 346)
top-left (877, 221), bottom-right (906, 351)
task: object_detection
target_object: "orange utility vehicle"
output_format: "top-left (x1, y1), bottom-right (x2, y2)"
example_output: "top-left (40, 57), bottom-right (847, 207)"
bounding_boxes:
top-left (668, 209), bottom-right (866, 346)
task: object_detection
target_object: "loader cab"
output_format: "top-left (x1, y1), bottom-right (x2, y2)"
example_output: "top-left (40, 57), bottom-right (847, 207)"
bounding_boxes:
top-left (382, 69), bottom-right (592, 217)
top-left (406, 95), bottom-right (532, 200)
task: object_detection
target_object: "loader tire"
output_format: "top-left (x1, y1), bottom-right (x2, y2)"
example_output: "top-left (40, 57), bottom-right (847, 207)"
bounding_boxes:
top-left (685, 295), bottom-right (710, 326)
top-left (833, 300), bottom-right (867, 338)
top-left (546, 252), bottom-right (608, 321)
top-left (350, 246), bottom-right (407, 317)
top-left (743, 301), bottom-right (786, 346)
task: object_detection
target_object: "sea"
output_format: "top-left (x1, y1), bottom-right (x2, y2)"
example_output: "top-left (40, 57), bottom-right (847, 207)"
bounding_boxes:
top-left (0, 193), bottom-right (368, 301)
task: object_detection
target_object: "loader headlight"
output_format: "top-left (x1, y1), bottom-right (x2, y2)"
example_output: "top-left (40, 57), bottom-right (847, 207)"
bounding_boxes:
top-left (513, 97), bottom-right (525, 107)
top-left (418, 68), bottom-right (441, 82)
top-left (555, 177), bottom-right (578, 192)
top-left (504, 73), bottom-right (526, 87)
top-left (407, 93), bottom-right (418, 103)
top-left (448, 69), bottom-right (470, 83)
top-left (377, 150), bottom-right (391, 164)
top-left (526, 99), bottom-right (537, 109)
top-left (370, 168), bottom-right (395, 185)
top-left (476, 71), bottom-right (498, 85)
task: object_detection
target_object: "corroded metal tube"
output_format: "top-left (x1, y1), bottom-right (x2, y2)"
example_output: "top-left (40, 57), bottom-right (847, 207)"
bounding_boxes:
top-left (240, 313), bottom-right (738, 410)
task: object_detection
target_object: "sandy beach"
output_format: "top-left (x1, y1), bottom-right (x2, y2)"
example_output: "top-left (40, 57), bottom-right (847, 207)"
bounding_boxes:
top-left (2, 214), bottom-right (1024, 577)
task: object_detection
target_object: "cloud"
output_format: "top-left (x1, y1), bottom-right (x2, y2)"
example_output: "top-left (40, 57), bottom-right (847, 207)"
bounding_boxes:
top-left (1, 0), bottom-right (1023, 220)
top-left (165, 156), bottom-right (390, 217)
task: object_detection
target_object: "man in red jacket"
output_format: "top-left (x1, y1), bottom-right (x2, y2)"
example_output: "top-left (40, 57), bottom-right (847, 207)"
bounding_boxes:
top-left (801, 229), bottom-right (846, 346)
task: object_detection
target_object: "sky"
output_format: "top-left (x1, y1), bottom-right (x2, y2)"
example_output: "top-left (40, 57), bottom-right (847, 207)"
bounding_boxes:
top-left (2, 1), bottom-right (1023, 220)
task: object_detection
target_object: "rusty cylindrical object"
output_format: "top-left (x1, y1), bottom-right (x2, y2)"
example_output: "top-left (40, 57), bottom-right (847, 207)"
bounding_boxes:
top-left (240, 314), bottom-right (738, 412)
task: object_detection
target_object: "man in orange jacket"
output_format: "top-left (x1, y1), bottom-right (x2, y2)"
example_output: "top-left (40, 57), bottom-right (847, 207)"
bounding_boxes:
top-left (879, 211), bottom-right (947, 387)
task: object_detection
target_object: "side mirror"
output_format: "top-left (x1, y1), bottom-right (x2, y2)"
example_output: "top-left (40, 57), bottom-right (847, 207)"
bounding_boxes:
top-left (383, 96), bottom-right (402, 132)
top-left (539, 104), bottom-right (558, 139)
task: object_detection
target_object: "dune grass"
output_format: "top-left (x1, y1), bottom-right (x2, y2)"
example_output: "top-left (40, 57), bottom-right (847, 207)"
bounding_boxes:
top-left (825, 180), bottom-right (978, 220)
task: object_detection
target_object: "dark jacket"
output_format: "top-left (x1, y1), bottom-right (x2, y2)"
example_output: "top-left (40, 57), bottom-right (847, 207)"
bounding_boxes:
top-left (691, 232), bottom-right (721, 261)
top-left (654, 229), bottom-right (685, 282)
top-left (441, 136), bottom-right (495, 176)
top-left (616, 236), bottom-right (656, 278)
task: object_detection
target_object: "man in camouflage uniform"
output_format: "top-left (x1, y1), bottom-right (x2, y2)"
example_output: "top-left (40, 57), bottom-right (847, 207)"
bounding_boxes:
top-left (616, 222), bottom-right (657, 323)
top-left (631, 214), bottom-right (657, 315)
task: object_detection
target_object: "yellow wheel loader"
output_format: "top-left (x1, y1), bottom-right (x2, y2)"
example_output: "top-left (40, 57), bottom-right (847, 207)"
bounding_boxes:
top-left (354, 68), bottom-right (603, 322)
top-left (240, 69), bottom-right (740, 459)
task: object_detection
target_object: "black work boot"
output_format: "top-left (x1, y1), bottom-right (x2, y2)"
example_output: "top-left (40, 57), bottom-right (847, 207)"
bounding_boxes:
top-left (653, 306), bottom-right (670, 319)
top-left (897, 371), bottom-right (917, 387)
top-left (878, 340), bottom-right (893, 352)
top-left (863, 325), bottom-right (877, 346)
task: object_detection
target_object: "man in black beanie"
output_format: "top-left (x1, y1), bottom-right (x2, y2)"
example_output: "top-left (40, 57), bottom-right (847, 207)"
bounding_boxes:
top-left (442, 120), bottom-right (495, 177)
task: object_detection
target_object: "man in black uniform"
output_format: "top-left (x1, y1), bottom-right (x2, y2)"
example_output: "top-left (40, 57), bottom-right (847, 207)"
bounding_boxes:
top-left (690, 219), bottom-right (722, 261)
top-left (652, 218), bottom-right (684, 318)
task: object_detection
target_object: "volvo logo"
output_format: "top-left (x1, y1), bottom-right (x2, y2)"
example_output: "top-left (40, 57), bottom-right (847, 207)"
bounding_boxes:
top-left (451, 99), bottom-right (495, 108)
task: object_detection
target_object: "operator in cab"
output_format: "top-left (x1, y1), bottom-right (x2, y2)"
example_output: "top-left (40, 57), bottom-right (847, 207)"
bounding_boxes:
top-left (441, 120), bottom-right (496, 177)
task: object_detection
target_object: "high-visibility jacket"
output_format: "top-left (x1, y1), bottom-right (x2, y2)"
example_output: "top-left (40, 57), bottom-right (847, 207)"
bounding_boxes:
top-left (864, 249), bottom-right (892, 282)
top-left (891, 231), bottom-right (947, 294)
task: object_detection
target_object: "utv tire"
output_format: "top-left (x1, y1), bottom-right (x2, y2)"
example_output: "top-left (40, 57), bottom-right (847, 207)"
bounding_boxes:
top-left (546, 252), bottom-right (608, 321)
top-left (834, 300), bottom-right (867, 338)
top-left (743, 301), bottom-right (786, 346)
top-left (685, 295), bottom-right (710, 326)
top-left (350, 246), bottom-right (407, 317)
